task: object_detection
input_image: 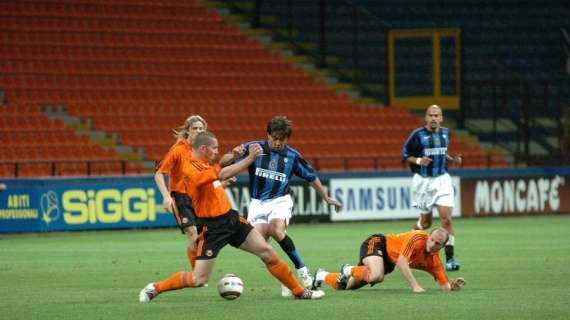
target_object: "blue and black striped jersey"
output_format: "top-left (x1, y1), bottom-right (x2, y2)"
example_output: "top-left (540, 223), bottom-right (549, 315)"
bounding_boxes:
top-left (401, 127), bottom-right (450, 177)
top-left (235, 140), bottom-right (317, 200)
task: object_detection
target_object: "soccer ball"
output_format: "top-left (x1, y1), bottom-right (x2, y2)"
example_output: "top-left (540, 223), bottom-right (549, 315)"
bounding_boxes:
top-left (217, 273), bottom-right (244, 300)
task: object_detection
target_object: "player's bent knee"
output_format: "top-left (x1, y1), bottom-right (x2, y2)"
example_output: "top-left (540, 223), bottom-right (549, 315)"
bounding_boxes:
top-left (268, 228), bottom-right (286, 241)
top-left (191, 273), bottom-right (208, 286)
top-left (255, 244), bottom-right (276, 262)
top-left (369, 273), bottom-right (384, 284)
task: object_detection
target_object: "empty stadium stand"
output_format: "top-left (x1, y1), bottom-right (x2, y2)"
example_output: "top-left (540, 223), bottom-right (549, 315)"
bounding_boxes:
top-left (0, 0), bottom-right (504, 177)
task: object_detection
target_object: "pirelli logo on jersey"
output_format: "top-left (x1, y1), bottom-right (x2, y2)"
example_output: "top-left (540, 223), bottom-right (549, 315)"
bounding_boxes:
top-left (255, 168), bottom-right (287, 182)
top-left (423, 147), bottom-right (447, 156)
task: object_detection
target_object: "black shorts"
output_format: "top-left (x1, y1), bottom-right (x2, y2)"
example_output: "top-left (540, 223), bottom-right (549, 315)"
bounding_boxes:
top-left (171, 191), bottom-right (197, 232)
top-left (195, 210), bottom-right (253, 260)
top-left (358, 234), bottom-right (395, 275)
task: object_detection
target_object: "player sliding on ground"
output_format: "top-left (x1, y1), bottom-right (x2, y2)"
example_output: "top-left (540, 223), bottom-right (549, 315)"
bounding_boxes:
top-left (311, 228), bottom-right (465, 293)
top-left (139, 131), bottom-right (325, 302)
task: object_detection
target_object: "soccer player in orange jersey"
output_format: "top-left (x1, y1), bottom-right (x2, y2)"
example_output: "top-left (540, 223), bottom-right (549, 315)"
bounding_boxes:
top-left (139, 131), bottom-right (325, 302)
top-left (312, 228), bottom-right (465, 293)
top-left (154, 115), bottom-right (207, 269)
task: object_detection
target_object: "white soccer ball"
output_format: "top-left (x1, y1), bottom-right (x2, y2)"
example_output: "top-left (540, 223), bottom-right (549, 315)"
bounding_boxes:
top-left (217, 273), bottom-right (244, 300)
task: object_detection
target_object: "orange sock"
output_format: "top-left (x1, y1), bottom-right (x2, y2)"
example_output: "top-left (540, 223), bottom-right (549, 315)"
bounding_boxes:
top-left (351, 266), bottom-right (370, 283)
top-left (154, 271), bottom-right (193, 294)
top-left (187, 247), bottom-right (196, 269)
top-left (324, 273), bottom-right (340, 289)
top-left (265, 254), bottom-right (304, 297)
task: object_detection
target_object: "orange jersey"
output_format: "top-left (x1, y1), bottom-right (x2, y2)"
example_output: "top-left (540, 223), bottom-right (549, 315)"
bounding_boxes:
top-left (385, 230), bottom-right (448, 285)
top-left (183, 157), bottom-right (231, 218)
top-left (156, 139), bottom-right (192, 193)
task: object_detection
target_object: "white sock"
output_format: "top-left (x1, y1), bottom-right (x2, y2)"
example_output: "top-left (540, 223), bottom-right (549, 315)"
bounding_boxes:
top-left (315, 271), bottom-right (327, 281)
top-left (416, 219), bottom-right (424, 230)
top-left (447, 234), bottom-right (455, 246)
top-left (343, 266), bottom-right (353, 277)
top-left (297, 266), bottom-right (309, 274)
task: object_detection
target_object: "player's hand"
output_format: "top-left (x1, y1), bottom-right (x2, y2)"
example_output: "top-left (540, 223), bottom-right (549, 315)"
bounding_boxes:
top-left (412, 286), bottom-right (425, 293)
top-left (248, 143), bottom-right (262, 159)
top-left (418, 157), bottom-right (432, 166)
top-left (221, 177), bottom-right (237, 188)
top-left (163, 196), bottom-right (174, 212)
top-left (451, 277), bottom-right (466, 291)
top-left (232, 144), bottom-right (246, 158)
top-left (453, 155), bottom-right (462, 166)
top-left (325, 197), bottom-right (342, 212)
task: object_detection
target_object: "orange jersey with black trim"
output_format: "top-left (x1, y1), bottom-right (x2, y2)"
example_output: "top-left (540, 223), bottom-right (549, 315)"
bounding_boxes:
top-left (386, 230), bottom-right (448, 285)
top-left (182, 157), bottom-right (231, 218)
top-left (156, 139), bottom-right (192, 193)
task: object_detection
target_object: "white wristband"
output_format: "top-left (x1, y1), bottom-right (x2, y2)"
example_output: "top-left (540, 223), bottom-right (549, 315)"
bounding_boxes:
top-left (415, 158), bottom-right (422, 165)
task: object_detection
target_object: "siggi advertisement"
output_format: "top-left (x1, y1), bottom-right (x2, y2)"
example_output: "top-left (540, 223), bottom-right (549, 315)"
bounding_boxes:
top-left (0, 177), bottom-right (332, 233)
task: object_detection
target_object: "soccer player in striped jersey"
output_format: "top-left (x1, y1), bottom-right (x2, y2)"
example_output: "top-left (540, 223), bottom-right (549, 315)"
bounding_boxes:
top-left (220, 116), bottom-right (342, 296)
top-left (139, 131), bottom-right (325, 302)
top-left (312, 228), bottom-right (466, 293)
top-left (401, 105), bottom-right (462, 271)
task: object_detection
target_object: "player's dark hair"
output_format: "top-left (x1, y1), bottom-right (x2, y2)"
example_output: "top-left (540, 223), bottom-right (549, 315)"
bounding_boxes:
top-left (267, 116), bottom-right (292, 139)
top-left (192, 131), bottom-right (216, 150)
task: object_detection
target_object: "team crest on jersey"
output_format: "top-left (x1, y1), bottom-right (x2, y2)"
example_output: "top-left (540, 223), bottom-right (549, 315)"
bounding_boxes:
top-left (434, 137), bottom-right (441, 147)
top-left (269, 160), bottom-right (278, 170)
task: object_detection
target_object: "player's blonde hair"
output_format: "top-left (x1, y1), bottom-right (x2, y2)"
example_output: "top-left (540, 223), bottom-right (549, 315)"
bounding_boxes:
top-left (174, 115), bottom-right (208, 140)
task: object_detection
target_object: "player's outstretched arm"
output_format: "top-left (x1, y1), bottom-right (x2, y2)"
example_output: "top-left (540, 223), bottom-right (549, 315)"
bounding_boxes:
top-left (309, 178), bottom-right (342, 212)
top-left (218, 144), bottom-right (261, 180)
top-left (396, 255), bottom-right (424, 293)
top-left (440, 277), bottom-right (466, 291)
top-left (219, 144), bottom-right (246, 167)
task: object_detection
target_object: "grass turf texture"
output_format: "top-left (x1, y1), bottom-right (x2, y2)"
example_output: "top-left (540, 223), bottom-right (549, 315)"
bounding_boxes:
top-left (1, 215), bottom-right (569, 320)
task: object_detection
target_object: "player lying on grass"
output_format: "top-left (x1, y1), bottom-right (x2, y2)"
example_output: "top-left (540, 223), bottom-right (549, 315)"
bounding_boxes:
top-left (312, 228), bottom-right (465, 293)
top-left (139, 131), bottom-right (324, 302)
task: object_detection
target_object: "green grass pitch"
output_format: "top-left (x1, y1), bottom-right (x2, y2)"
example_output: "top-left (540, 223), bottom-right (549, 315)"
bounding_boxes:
top-left (1, 215), bottom-right (569, 320)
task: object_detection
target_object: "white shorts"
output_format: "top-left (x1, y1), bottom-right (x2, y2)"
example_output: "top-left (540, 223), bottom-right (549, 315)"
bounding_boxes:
top-left (247, 194), bottom-right (293, 226)
top-left (411, 173), bottom-right (454, 213)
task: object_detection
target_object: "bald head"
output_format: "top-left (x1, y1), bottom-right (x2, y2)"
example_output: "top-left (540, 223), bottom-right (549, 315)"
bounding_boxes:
top-left (426, 227), bottom-right (449, 253)
top-left (426, 104), bottom-right (442, 115)
top-left (425, 105), bottom-right (443, 131)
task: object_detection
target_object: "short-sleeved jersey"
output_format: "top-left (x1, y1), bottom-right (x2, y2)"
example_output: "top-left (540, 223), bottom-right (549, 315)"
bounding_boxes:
top-left (234, 140), bottom-right (317, 200)
top-left (156, 139), bottom-right (192, 193)
top-left (401, 127), bottom-right (450, 177)
top-left (182, 157), bottom-right (231, 218)
top-left (385, 230), bottom-right (449, 285)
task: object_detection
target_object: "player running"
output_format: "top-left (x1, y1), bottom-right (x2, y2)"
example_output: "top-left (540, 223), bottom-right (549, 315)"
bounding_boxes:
top-left (220, 116), bottom-right (342, 296)
top-left (402, 105), bottom-right (462, 271)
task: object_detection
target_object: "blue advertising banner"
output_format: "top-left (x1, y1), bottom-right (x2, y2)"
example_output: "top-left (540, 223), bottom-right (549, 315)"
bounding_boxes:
top-left (0, 177), bottom-right (175, 233)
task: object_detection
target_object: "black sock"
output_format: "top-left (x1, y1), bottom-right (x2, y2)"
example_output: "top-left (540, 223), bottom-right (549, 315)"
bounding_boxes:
top-left (445, 245), bottom-right (454, 261)
top-left (278, 235), bottom-right (305, 269)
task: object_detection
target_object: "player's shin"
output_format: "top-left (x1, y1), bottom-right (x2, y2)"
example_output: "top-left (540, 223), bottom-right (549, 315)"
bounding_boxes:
top-left (154, 271), bottom-right (194, 294)
top-left (351, 266), bottom-right (371, 283)
top-left (187, 247), bottom-right (196, 269)
top-left (324, 273), bottom-right (341, 290)
top-left (264, 254), bottom-right (304, 297)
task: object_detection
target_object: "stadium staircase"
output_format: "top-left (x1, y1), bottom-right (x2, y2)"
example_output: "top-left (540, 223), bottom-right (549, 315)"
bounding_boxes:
top-left (0, 0), bottom-right (502, 177)
top-left (222, 0), bottom-right (569, 165)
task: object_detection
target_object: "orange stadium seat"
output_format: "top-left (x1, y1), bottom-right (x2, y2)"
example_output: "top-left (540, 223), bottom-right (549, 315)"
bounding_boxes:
top-left (0, 0), bottom-right (504, 177)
